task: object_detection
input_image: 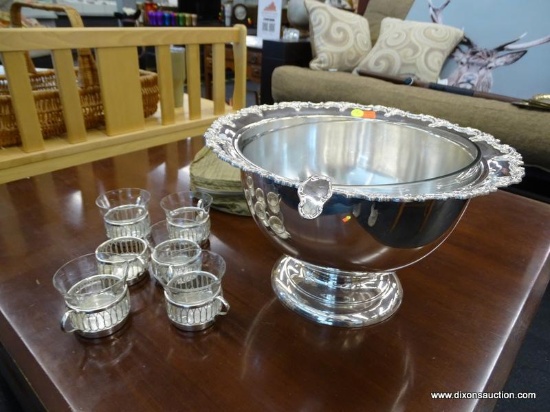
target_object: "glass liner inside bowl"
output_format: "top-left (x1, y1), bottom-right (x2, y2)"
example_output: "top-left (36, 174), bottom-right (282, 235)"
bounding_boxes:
top-left (236, 116), bottom-right (485, 198)
top-left (204, 102), bottom-right (524, 201)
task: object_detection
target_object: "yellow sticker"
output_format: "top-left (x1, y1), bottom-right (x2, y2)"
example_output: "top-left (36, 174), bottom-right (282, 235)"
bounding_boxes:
top-left (351, 109), bottom-right (363, 118)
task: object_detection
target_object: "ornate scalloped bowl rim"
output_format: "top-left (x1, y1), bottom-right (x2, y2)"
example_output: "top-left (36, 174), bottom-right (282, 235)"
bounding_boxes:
top-left (204, 101), bottom-right (524, 202)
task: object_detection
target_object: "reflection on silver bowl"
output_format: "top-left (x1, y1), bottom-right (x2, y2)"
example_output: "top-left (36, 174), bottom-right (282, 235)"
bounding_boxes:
top-left (205, 102), bottom-right (524, 327)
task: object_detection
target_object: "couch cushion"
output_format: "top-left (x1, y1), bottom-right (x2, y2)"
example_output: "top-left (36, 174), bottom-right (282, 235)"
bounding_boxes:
top-left (305, 0), bottom-right (372, 72)
top-left (353, 17), bottom-right (463, 82)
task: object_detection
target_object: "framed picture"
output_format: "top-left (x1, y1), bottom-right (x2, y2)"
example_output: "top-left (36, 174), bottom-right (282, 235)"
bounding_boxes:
top-left (406, 0), bottom-right (550, 99)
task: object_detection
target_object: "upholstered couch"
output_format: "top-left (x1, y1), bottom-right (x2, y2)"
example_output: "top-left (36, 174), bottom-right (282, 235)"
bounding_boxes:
top-left (271, 0), bottom-right (550, 201)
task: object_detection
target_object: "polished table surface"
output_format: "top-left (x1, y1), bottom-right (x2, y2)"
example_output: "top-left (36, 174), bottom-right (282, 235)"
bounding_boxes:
top-left (0, 137), bottom-right (549, 411)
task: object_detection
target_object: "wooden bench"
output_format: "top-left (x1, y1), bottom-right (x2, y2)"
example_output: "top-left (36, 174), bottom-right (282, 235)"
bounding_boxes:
top-left (0, 7), bottom-right (247, 184)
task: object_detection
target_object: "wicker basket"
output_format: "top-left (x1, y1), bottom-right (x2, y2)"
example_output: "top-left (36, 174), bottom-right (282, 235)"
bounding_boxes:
top-left (0, 2), bottom-right (159, 147)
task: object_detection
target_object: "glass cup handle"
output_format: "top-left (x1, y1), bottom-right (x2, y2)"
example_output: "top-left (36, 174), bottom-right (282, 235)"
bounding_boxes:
top-left (60, 310), bottom-right (78, 334)
top-left (215, 295), bottom-right (230, 316)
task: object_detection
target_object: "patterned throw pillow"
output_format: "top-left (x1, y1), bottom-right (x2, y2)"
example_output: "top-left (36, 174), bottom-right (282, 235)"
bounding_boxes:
top-left (305, 0), bottom-right (372, 72)
top-left (353, 17), bottom-right (464, 82)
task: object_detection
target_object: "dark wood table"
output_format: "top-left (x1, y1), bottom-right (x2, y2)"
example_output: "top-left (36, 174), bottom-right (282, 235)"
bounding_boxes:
top-left (0, 137), bottom-right (549, 411)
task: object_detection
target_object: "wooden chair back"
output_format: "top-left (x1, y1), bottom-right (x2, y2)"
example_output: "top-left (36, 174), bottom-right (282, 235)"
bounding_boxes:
top-left (0, 21), bottom-right (247, 184)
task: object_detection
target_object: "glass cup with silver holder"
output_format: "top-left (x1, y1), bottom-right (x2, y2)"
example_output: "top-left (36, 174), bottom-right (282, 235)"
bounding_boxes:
top-left (96, 188), bottom-right (151, 239)
top-left (95, 236), bottom-right (151, 285)
top-left (160, 191), bottom-right (213, 247)
top-left (150, 238), bottom-right (202, 286)
top-left (53, 253), bottom-right (131, 338)
top-left (162, 250), bottom-right (229, 331)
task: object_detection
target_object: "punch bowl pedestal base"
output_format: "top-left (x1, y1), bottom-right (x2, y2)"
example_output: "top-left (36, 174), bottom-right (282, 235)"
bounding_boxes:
top-left (272, 256), bottom-right (403, 327)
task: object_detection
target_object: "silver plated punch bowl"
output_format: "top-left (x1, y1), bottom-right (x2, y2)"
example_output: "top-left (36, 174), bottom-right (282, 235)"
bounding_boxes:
top-left (204, 102), bottom-right (524, 327)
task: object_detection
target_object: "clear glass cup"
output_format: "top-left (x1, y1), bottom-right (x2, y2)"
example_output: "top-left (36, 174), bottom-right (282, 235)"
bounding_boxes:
top-left (150, 238), bottom-right (202, 286)
top-left (96, 188), bottom-right (151, 239)
top-left (160, 191), bottom-right (213, 246)
top-left (195, 250), bottom-right (226, 281)
top-left (53, 253), bottom-right (131, 338)
top-left (146, 220), bottom-right (170, 249)
top-left (95, 237), bottom-right (151, 285)
top-left (164, 271), bottom-right (229, 331)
